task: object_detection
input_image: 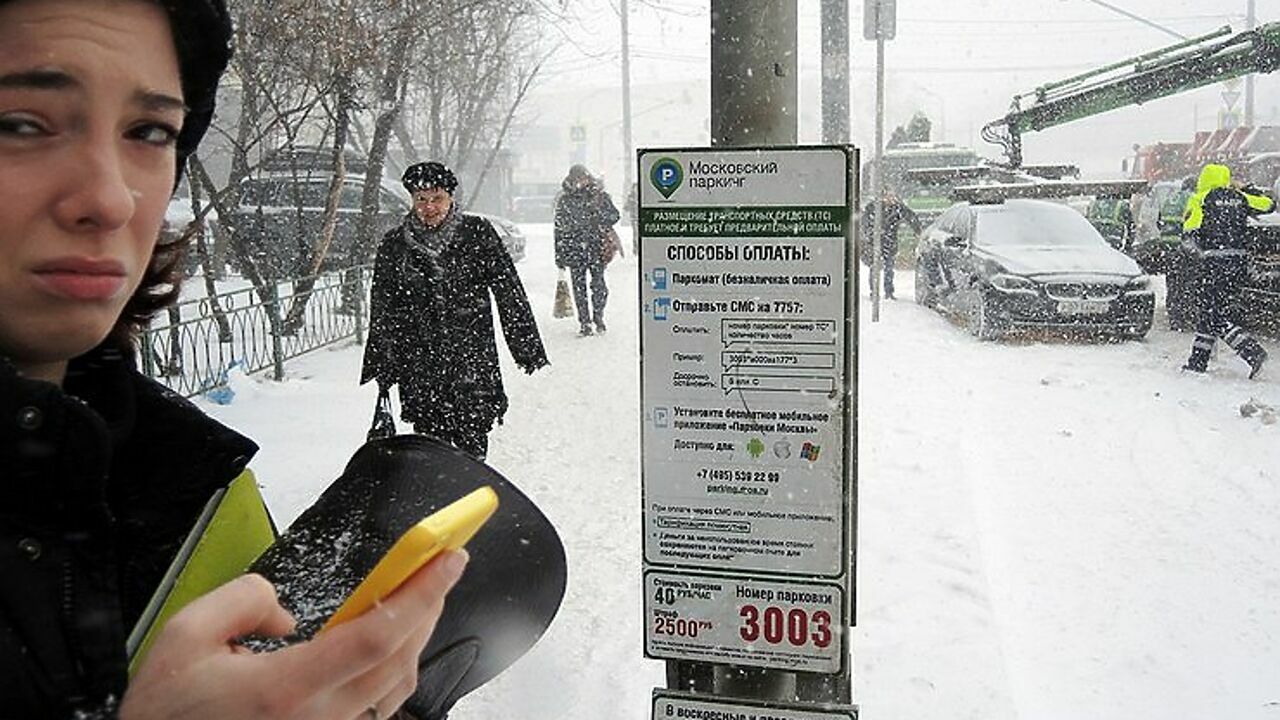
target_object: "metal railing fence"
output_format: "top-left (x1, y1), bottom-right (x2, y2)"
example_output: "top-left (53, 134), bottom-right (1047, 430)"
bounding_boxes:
top-left (140, 265), bottom-right (371, 397)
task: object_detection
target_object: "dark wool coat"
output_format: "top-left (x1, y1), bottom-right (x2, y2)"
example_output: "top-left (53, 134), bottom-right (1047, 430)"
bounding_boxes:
top-left (361, 212), bottom-right (548, 432)
top-left (1196, 187), bottom-right (1273, 253)
top-left (554, 185), bottom-right (620, 268)
top-left (0, 344), bottom-right (257, 717)
top-left (860, 198), bottom-right (922, 266)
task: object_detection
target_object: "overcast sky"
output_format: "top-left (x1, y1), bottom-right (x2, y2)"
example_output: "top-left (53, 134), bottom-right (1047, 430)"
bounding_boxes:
top-left (533, 0), bottom-right (1277, 175)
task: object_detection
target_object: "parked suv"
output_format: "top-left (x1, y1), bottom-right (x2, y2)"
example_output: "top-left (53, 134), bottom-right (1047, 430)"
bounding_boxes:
top-left (226, 171), bottom-right (409, 278)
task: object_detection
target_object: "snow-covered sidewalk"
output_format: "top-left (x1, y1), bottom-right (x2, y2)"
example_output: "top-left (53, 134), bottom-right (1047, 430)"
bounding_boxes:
top-left (202, 226), bottom-right (1280, 719)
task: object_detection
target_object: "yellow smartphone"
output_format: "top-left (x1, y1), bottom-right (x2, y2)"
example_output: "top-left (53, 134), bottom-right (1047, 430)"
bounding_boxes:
top-left (320, 486), bottom-right (498, 631)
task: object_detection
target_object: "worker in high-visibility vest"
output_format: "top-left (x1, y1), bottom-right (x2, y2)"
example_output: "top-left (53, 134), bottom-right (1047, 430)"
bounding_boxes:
top-left (1181, 164), bottom-right (1273, 378)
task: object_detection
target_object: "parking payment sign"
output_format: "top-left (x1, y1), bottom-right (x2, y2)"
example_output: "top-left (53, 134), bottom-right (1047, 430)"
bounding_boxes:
top-left (638, 145), bottom-right (856, 669)
top-left (639, 146), bottom-right (854, 578)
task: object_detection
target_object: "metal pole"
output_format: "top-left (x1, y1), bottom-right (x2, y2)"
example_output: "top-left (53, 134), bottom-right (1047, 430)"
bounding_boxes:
top-left (1246, 0), bottom-right (1257, 127)
top-left (710, 0), bottom-right (798, 145)
top-left (621, 0), bottom-right (635, 210)
top-left (871, 36), bottom-right (885, 322)
top-left (670, 0), bottom-right (798, 701)
top-left (821, 0), bottom-right (850, 144)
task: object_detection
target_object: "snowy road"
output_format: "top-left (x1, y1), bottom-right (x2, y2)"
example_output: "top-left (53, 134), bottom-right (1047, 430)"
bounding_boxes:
top-left (203, 225), bottom-right (1280, 719)
top-left (858, 274), bottom-right (1280, 719)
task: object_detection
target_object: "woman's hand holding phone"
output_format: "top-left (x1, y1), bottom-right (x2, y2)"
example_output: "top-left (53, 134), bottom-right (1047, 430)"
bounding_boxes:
top-left (120, 543), bottom-right (470, 718)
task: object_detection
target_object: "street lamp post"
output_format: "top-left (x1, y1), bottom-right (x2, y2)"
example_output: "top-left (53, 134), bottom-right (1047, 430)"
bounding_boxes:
top-left (865, 0), bottom-right (895, 323)
top-left (621, 0), bottom-right (635, 217)
top-left (1246, 0), bottom-right (1257, 126)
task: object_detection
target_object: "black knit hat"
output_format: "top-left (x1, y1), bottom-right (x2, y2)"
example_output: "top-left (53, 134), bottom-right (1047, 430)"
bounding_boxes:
top-left (161, 0), bottom-right (235, 185)
top-left (403, 161), bottom-right (459, 195)
top-left (0, 0), bottom-right (233, 188)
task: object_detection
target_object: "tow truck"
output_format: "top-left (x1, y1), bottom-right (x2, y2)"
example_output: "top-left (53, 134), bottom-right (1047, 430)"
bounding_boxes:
top-left (981, 23), bottom-right (1280, 170)
top-left (977, 22), bottom-right (1280, 336)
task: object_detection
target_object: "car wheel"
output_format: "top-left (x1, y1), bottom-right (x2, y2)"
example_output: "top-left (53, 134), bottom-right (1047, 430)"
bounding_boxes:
top-left (968, 294), bottom-right (1003, 341)
top-left (914, 259), bottom-right (937, 308)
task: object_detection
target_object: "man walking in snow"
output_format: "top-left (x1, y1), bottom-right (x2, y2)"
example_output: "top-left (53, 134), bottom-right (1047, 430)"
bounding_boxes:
top-left (1180, 163), bottom-right (1272, 378)
top-left (861, 191), bottom-right (921, 300)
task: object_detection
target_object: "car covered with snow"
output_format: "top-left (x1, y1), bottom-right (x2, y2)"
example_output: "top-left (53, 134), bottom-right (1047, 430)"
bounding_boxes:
top-left (914, 198), bottom-right (1155, 340)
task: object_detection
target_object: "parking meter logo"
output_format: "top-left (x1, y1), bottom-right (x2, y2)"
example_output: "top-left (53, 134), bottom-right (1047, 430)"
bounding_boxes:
top-left (650, 157), bottom-right (683, 199)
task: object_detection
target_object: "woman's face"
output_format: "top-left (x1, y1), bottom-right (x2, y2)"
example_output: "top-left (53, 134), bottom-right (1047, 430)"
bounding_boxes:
top-left (0, 0), bottom-right (182, 376)
top-left (413, 187), bottom-right (453, 228)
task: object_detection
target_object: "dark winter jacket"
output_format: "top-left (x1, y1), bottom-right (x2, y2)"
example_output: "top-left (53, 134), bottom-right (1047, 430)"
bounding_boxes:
top-left (554, 184), bottom-right (620, 268)
top-left (861, 198), bottom-right (921, 246)
top-left (0, 343), bottom-right (257, 718)
top-left (1182, 164), bottom-right (1274, 256)
top-left (362, 211), bottom-right (548, 431)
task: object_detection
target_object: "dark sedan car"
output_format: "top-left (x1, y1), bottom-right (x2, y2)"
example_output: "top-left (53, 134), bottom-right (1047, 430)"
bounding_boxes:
top-left (914, 199), bottom-right (1155, 340)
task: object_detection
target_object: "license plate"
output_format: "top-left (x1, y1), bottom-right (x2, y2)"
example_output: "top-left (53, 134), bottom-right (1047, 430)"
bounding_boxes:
top-left (1058, 300), bottom-right (1109, 315)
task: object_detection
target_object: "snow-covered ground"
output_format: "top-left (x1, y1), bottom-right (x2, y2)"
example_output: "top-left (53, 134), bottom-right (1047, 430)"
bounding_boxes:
top-left (200, 224), bottom-right (1280, 719)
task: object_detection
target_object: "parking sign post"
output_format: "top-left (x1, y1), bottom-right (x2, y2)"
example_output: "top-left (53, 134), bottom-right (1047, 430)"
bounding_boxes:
top-left (639, 146), bottom-right (858, 715)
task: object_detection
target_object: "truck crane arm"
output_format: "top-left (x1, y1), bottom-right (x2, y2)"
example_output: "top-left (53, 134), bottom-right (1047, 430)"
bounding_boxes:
top-left (984, 23), bottom-right (1280, 167)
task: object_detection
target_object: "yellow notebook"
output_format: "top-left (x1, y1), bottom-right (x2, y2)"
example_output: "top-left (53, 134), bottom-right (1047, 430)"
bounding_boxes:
top-left (126, 469), bottom-right (276, 675)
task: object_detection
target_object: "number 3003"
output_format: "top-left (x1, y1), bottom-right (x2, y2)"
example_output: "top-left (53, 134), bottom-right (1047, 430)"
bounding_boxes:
top-left (738, 605), bottom-right (833, 648)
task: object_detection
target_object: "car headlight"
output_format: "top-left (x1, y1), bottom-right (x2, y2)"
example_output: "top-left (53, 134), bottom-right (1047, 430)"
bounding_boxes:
top-left (1125, 275), bottom-right (1153, 293)
top-left (990, 273), bottom-right (1037, 294)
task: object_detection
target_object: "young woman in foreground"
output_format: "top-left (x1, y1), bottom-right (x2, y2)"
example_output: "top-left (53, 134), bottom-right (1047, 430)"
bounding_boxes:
top-left (0, 1), bottom-right (464, 717)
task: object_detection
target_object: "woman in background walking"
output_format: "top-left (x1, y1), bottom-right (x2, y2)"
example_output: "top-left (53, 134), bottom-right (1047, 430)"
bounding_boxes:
top-left (554, 164), bottom-right (620, 336)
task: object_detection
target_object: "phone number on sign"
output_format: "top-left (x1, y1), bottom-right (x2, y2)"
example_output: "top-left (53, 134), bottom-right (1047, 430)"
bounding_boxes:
top-left (696, 468), bottom-right (781, 483)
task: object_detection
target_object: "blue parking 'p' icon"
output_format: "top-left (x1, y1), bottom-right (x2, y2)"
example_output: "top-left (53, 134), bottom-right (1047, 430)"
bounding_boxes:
top-left (650, 158), bottom-right (683, 199)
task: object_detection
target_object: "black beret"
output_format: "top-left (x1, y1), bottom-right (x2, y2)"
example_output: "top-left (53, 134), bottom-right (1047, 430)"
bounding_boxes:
top-left (403, 161), bottom-right (459, 194)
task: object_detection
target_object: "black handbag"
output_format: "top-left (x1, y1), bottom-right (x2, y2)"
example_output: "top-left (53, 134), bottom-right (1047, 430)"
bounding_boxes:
top-left (367, 384), bottom-right (397, 441)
